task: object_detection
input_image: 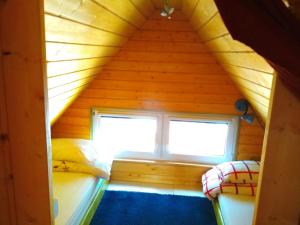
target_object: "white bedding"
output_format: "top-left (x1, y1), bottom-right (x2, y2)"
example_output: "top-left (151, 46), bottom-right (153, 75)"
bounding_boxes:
top-left (53, 172), bottom-right (100, 225)
top-left (52, 138), bottom-right (113, 179)
top-left (218, 194), bottom-right (255, 225)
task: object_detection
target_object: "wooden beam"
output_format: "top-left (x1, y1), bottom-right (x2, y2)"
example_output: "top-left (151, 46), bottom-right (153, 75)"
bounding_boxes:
top-left (0, 22), bottom-right (15, 225)
top-left (254, 76), bottom-right (300, 225)
top-left (214, 0), bottom-right (300, 96)
top-left (1, 0), bottom-right (53, 224)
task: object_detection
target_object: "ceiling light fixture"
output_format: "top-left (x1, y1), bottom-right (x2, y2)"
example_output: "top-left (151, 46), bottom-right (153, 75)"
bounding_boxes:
top-left (160, 0), bottom-right (174, 19)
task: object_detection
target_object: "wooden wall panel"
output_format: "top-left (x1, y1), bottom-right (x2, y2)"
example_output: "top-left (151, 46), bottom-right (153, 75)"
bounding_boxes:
top-left (110, 160), bottom-right (211, 186)
top-left (151, 0), bottom-right (182, 9)
top-left (45, 0), bottom-right (154, 124)
top-left (130, 0), bottom-right (154, 17)
top-left (93, 0), bottom-right (148, 27)
top-left (254, 77), bottom-right (300, 225)
top-left (182, 0), bottom-right (274, 124)
top-left (45, 15), bottom-right (127, 45)
top-left (45, 0), bottom-right (136, 36)
top-left (1, 0), bottom-right (53, 224)
top-left (52, 10), bottom-right (265, 163)
top-left (189, 0), bottom-right (218, 30)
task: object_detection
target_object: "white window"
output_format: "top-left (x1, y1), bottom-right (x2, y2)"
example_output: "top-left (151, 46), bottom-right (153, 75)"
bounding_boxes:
top-left (162, 114), bottom-right (238, 164)
top-left (92, 109), bottom-right (162, 160)
top-left (92, 109), bottom-right (239, 164)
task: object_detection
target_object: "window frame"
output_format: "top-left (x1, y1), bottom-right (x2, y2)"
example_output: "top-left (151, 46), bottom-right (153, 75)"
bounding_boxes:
top-left (92, 108), bottom-right (163, 160)
top-left (91, 108), bottom-right (239, 165)
top-left (161, 113), bottom-right (239, 164)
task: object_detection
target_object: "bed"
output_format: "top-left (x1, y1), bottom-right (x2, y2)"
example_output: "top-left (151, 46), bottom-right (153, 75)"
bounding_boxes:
top-left (213, 194), bottom-right (255, 225)
top-left (51, 138), bottom-right (113, 225)
top-left (202, 161), bottom-right (259, 225)
top-left (53, 172), bottom-right (108, 225)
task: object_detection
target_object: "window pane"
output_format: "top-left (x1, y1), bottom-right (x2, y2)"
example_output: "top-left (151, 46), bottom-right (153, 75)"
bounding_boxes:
top-left (168, 120), bottom-right (228, 156)
top-left (96, 116), bottom-right (157, 154)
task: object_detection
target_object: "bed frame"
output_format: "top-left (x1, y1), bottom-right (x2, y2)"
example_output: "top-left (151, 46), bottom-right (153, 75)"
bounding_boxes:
top-left (212, 199), bottom-right (225, 225)
top-left (79, 179), bottom-right (109, 225)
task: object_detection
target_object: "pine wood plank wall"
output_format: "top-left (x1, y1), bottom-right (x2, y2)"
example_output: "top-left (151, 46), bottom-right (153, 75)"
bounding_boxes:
top-left (45, 0), bottom-right (154, 124)
top-left (110, 160), bottom-right (212, 186)
top-left (1, 0), bottom-right (53, 224)
top-left (254, 76), bottom-right (300, 225)
top-left (52, 10), bottom-right (264, 161)
top-left (151, 0), bottom-right (182, 9)
top-left (183, 0), bottom-right (274, 123)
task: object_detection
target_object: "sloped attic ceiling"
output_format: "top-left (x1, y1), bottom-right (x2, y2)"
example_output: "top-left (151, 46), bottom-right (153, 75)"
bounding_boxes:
top-left (182, 0), bottom-right (274, 123)
top-left (46, 0), bottom-right (274, 125)
top-left (51, 8), bottom-right (265, 160)
top-left (45, 0), bottom-right (154, 123)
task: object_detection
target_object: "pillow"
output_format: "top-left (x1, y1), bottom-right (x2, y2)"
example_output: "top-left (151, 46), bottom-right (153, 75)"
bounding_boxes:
top-left (51, 138), bottom-right (99, 165)
top-left (202, 168), bottom-right (257, 200)
top-left (202, 167), bottom-right (222, 200)
top-left (219, 183), bottom-right (257, 196)
top-left (214, 160), bottom-right (260, 184)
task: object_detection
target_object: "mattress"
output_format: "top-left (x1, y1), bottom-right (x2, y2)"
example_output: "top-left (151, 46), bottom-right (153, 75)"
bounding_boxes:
top-left (218, 194), bottom-right (255, 225)
top-left (53, 172), bottom-right (100, 225)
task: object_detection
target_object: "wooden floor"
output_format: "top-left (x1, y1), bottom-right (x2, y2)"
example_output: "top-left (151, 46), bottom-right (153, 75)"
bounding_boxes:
top-left (107, 181), bottom-right (205, 197)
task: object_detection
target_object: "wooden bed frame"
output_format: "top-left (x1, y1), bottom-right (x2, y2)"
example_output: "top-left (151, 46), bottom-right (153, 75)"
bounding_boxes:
top-left (79, 179), bottom-right (109, 225)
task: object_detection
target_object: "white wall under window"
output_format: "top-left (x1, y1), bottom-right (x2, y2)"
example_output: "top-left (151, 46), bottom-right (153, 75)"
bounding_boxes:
top-left (92, 108), bottom-right (239, 165)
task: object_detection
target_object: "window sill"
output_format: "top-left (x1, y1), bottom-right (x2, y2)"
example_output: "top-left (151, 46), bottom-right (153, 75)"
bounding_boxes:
top-left (112, 158), bottom-right (214, 169)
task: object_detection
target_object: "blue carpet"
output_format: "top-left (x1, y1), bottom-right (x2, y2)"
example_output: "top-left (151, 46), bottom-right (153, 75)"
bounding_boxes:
top-left (90, 191), bottom-right (217, 225)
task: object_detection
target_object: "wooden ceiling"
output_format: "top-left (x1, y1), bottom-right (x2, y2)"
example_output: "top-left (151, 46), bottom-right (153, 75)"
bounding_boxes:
top-left (45, 0), bottom-right (154, 123)
top-left (45, 0), bottom-right (274, 124)
top-left (182, 0), bottom-right (274, 122)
